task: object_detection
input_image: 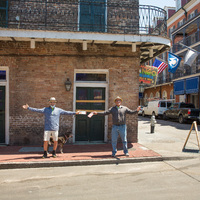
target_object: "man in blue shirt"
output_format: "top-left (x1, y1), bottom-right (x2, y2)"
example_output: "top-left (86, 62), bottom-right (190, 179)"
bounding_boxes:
top-left (23, 97), bottom-right (80, 158)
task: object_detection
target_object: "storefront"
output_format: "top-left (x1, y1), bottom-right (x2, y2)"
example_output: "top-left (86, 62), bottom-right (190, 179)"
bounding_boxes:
top-left (174, 76), bottom-right (199, 108)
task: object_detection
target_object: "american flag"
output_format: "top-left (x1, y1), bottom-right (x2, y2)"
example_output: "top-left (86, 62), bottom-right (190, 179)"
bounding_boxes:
top-left (153, 58), bottom-right (168, 74)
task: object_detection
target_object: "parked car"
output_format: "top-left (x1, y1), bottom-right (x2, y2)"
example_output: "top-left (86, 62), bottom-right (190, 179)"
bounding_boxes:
top-left (163, 102), bottom-right (200, 124)
top-left (142, 99), bottom-right (173, 118)
top-left (138, 106), bottom-right (143, 115)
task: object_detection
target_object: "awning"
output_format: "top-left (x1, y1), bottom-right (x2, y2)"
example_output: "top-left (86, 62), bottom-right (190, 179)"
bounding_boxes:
top-left (174, 80), bottom-right (185, 95)
top-left (185, 77), bottom-right (199, 94)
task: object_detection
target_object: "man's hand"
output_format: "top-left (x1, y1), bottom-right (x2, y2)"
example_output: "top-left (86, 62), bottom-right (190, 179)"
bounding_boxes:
top-left (76, 111), bottom-right (80, 115)
top-left (136, 106), bottom-right (141, 112)
top-left (22, 104), bottom-right (29, 110)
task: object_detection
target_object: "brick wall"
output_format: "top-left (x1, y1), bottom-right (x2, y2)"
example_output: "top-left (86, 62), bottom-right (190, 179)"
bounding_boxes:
top-left (0, 40), bottom-right (140, 145)
top-left (8, 0), bottom-right (139, 33)
top-left (144, 84), bottom-right (173, 100)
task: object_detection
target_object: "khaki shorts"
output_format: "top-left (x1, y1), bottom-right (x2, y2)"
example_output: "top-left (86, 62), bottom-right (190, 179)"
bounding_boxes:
top-left (44, 131), bottom-right (58, 141)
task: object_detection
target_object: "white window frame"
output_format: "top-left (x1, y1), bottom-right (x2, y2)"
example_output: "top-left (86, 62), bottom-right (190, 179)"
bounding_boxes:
top-left (162, 90), bottom-right (167, 99)
top-left (170, 89), bottom-right (174, 99)
top-left (150, 92), bottom-right (154, 99)
top-left (155, 91), bottom-right (160, 98)
top-left (0, 66), bottom-right (9, 144)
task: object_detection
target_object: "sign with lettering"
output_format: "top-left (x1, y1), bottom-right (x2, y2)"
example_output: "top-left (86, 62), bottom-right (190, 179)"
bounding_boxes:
top-left (139, 65), bottom-right (158, 85)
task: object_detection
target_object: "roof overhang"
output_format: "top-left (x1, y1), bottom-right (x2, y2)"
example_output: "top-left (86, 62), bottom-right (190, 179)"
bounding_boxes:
top-left (0, 28), bottom-right (171, 64)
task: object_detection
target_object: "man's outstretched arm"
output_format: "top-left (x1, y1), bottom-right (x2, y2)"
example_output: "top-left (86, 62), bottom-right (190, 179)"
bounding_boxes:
top-left (22, 104), bottom-right (45, 113)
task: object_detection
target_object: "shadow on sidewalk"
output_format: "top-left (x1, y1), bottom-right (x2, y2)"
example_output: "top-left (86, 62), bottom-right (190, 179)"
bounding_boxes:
top-left (0, 143), bottom-right (134, 155)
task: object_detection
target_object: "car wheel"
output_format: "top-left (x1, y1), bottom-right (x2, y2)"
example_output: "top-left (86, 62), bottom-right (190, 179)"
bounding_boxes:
top-left (179, 115), bottom-right (184, 124)
top-left (142, 111), bottom-right (145, 117)
top-left (163, 113), bottom-right (167, 120)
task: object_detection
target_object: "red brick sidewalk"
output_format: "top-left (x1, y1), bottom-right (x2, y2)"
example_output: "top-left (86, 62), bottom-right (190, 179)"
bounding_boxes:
top-left (0, 143), bottom-right (160, 163)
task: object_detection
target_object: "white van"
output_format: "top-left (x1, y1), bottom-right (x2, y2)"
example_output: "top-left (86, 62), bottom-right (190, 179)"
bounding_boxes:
top-left (142, 100), bottom-right (174, 118)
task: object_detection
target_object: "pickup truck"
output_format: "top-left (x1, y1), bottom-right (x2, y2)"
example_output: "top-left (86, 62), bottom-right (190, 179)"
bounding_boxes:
top-left (163, 102), bottom-right (200, 124)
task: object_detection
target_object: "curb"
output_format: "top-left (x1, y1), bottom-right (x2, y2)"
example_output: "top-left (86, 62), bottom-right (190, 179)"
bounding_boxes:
top-left (0, 156), bottom-right (196, 170)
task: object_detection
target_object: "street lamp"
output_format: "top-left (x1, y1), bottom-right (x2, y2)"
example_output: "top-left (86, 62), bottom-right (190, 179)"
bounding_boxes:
top-left (65, 78), bottom-right (72, 91)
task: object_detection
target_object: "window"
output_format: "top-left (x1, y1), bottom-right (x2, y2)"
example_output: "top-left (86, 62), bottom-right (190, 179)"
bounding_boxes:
top-left (144, 93), bottom-right (148, 105)
top-left (76, 73), bottom-right (107, 82)
top-left (195, 9), bottom-right (198, 16)
top-left (170, 90), bottom-right (174, 99)
top-left (155, 91), bottom-right (160, 98)
top-left (173, 103), bottom-right (178, 109)
top-left (0, 70), bottom-right (6, 80)
top-left (180, 103), bottom-right (195, 108)
top-left (0, 0), bottom-right (8, 28)
top-left (167, 102), bottom-right (172, 108)
top-left (79, 0), bottom-right (106, 32)
top-left (162, 90), bottom-right (167, 99)
top-left (160, 102), bottom-right (166, 107)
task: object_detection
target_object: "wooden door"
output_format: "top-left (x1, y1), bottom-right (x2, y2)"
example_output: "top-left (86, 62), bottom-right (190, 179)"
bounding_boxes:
top-left (75, 87), bottom-right (105, 141)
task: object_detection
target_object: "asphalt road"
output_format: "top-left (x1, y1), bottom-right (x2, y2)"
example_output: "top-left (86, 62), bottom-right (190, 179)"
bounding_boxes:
top-left (0, 116), bottom-right (200, 200)
top-left (0, 159), bottom-right (200, 200)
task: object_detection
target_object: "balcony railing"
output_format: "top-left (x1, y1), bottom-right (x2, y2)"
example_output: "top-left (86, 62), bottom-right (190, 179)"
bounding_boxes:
top-left (156, 75), bottom-right (172, 85)
top-left (0, 0), bottom-right (167, 36)
top-left (172, 30), bottom-right (200, 53)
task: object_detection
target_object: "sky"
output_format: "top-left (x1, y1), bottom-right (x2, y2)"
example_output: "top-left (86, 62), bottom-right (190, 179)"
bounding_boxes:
top-left (139, 0), bottom-right (176, 9)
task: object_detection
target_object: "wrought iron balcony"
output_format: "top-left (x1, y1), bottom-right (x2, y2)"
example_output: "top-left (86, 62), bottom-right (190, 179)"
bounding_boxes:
top-left (172, 31), bottom-right (200, 53)
top-left (0, 0), bottom-right (167, 37)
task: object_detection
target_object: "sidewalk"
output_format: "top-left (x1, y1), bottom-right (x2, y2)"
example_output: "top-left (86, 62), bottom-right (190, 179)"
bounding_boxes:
top-left (0, 143), bottom-right (163, 169)
top-left (1, 116), bottom-right (199, 169)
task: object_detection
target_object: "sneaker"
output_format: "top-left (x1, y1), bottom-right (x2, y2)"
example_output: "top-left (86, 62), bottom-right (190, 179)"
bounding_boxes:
top-left (125, 153), bottom-right (129, 157)
top-left (42, 151), bottom-right (47, 159)
top-left (111, 154), bottom-right (116, 157)
top-left (52, 150), bottom-right (57, 158)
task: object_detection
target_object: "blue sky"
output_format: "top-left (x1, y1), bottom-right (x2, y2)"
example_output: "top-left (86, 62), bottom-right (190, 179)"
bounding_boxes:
top-left (139, 0), bottom-right (176, 8)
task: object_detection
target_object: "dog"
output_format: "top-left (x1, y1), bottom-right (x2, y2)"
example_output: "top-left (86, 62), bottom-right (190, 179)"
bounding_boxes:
top-left (48, 133), bottom-right (72, 154)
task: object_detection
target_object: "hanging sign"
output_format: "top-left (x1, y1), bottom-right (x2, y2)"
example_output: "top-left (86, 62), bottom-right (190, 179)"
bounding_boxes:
top-left (139, 65), bottom-right (158, 85)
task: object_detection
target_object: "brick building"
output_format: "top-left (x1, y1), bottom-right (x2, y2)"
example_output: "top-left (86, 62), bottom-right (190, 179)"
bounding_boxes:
top-left (142, 0), bottom-right (200, 109)
top-left (0, 0), bottom-right (170, 145)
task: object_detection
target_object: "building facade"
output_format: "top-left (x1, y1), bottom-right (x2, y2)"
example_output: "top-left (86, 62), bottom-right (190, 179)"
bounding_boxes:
top-left (0, 0), bottom-right (170, 145)
top-left (142, 0), bottom-right (200, 108)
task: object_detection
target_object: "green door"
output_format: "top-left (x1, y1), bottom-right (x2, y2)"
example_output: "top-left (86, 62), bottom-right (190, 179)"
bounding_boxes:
top-left (0, 86), bottom-right (5, 143)
top-left (75, 87), bottom-right (105, 141)
top-left (79, 0), bottom-right (106, 32)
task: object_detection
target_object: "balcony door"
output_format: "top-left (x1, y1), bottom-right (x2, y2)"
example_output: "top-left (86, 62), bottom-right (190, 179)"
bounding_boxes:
top-left (75, 87), bottom-right (105, 141)
top-left (79, 0), bottom-right (106, 32)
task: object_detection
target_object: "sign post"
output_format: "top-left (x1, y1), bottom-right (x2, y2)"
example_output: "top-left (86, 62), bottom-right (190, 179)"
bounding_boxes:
top-left (182, 121), bottom-right (200, 152)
